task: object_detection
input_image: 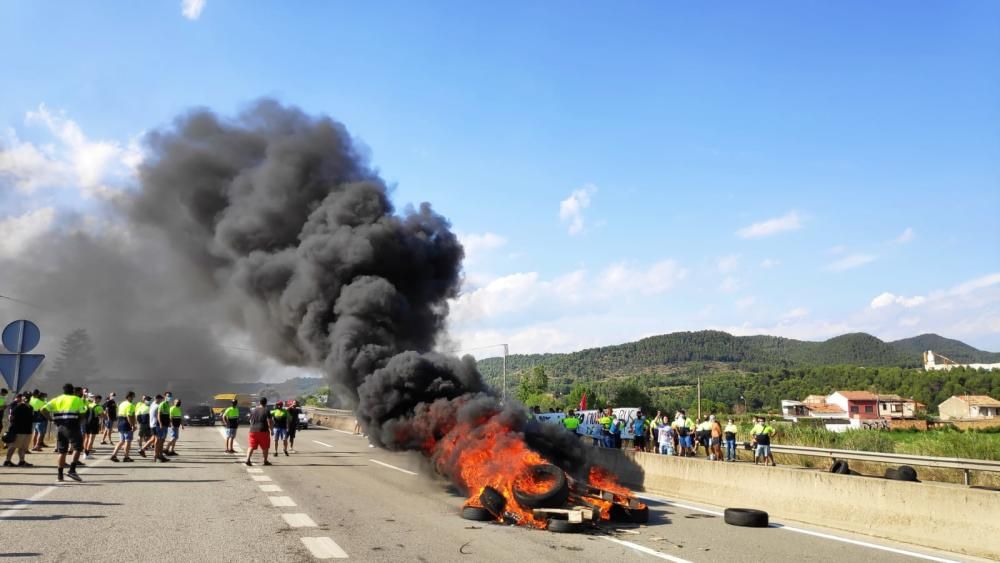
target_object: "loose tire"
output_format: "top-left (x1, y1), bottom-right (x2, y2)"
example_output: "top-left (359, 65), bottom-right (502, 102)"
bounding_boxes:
top-left (723, 508), bottom-right (768, 528)
top-left (479, 486), bottom-right (506, 518)
top-left (512, 464), bottom-right (569, 509)
top-left (609, 503), bottom-right (650, 524)
top-left (547, 518), bottom-right (584, 533)
top-left (830, 460), bottom-right (850, 475)
top-left (461, 506), bottom-right (495, 521)
top-left (886, 465), bottom-right (919, 482)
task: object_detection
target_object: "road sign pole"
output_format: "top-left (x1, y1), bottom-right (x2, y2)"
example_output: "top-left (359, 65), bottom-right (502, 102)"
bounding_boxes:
top-left (13, 320), bottom-right (23, 392)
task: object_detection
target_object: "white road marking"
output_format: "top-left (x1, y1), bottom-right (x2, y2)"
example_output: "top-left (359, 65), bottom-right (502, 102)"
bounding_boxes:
top-left (313, 440), bottom-right (334, 447)
top-left (269, 496), bottom-right (297, 507)
top-left (259, 484), bottom-right (283, 492)
top-left (369, 458), bottom-right (417, 476)
top-left (601, 537), bottom-right (692, 562)
top-left (331, 429), bottom-right (354, 435)
top-left (252, 475), bottom-right (273, 482)
top-left (247, 467), bottom-right (264, 473)
top-left (0, 455), bottom-right (107, 518)
top-left (301, 537), bottom-right (349, 559)
top-left (282, 513), bottom-right (318, 528)
top-left (635, 493), bottom-right (962, 563)
top-left (216, 426), bottom-right (242, 452)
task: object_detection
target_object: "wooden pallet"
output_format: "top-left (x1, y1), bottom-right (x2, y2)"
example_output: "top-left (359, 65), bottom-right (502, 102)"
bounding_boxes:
top-left (573, 485), bottom-right (644, 509)
top-left (532, 506), bottom-right (595, 524)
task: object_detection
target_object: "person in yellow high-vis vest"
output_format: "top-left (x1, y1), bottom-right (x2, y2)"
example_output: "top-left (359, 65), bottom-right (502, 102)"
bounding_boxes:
top-left (40, 383), bottom-right (87, 482)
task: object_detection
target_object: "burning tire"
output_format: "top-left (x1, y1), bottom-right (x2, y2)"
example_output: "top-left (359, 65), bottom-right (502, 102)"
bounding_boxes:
top-left (461, 506), bottom-right (495, 521)
top-left (546, 518), bottom-right (584, 533)
top-left (723, 508), bottom-right (768, 528)
top-left (512, 464), bottom-right (569, 509)
top-left (609, 503), bottom-right (649, 524)
top-left (479, 486), bottom-right (506, 518)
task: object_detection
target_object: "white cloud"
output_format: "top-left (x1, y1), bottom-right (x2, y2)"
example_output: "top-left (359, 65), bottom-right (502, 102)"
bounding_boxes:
top-left (735, 296), bottom-right (756, 310)
top-left (0, 207), bottom-right (56, 258)
top-left (870, 292), bottom-right (926, 309)
top-left (599, 260), bottom-right (688, 296)
top-left (782, 307), bottom-right (810, 319)
top-left (716, 255), bottom-right (739, 274)
top-left (828, 245), bottom-right (847, 255)
top-left (893, 227), bottom-right (915, 244)
top-left (718, 276), bottom-right (740, 293)
top-left (736, 211), bottom-right (802, 239)
top-left (946, 273), bottom-right (1000, 297)
top-left (899, 317), bottom-right (920, 327)
top-left (759, 258), bottom-right (779, 269)
top-left (458, 232), bottom-right (506, 263)
top-left (181, 0), bottom-right (206, 20)
top-left (1, 104), bottom-right (141, 198)
top-left (826, 253), bottom-right (877, 272)
top-left (559, 184), bottom-right (596, 235)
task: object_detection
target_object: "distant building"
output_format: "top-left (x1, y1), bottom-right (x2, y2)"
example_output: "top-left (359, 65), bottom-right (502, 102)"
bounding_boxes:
top-left (802, 395), bottom-right (827, 405)
top-left (924, 351), bottom-right (1000, 371)
top-left (827, 391), bottom-right (880, 420)
top-left (938, 395), bottom-right (1000, 420)
top-left (781, 400), bottom-right (809, 418)
top-left (877, 394), bottom-right (925, 419)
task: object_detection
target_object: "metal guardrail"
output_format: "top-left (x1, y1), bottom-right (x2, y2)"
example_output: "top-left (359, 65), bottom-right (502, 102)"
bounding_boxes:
top-left (767, 444), bottom-right (1000, 485)
top-left (305, 406), bottom-right (354, 417)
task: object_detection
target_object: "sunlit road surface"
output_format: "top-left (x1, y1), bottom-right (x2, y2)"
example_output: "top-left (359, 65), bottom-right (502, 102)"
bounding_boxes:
top-left (0, 427), bottom-right (985, 562)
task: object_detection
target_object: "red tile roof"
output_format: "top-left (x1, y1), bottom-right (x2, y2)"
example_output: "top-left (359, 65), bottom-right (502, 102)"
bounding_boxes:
top-left (807, 404), bottom-right (847, 414)
top-left (834, 391), bottom-right (878, 400)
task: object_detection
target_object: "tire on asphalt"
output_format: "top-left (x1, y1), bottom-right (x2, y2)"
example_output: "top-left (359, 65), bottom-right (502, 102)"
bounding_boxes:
top-left (547, 518), bottom-right (584, 533)
top-left (479, 486), bottom-right (506, 518)
top-left (461, 506), bottom-right (495, 521)
top-left (609, 503), bottom-right (650, 524)
top-left (723, 508), bottom-right (769, 528)
top-left (512, 464), bottom-right (569, 509)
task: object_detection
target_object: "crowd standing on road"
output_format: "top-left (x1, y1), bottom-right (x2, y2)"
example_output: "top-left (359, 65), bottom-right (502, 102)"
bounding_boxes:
top-left (1, 384), bottom-right (308, 482)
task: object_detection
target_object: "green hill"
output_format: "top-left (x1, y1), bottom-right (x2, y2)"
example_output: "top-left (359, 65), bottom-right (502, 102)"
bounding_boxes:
top-left (889, 334), bottom-right (1000, 364)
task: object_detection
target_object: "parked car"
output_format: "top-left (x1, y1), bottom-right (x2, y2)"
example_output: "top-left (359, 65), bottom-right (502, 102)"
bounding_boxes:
top-left (183, 404), bottom-right (215, 426)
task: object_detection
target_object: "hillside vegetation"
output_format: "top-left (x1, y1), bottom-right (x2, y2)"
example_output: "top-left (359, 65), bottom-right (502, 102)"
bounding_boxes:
top-left (476, 330), bottom-right (1000, 414)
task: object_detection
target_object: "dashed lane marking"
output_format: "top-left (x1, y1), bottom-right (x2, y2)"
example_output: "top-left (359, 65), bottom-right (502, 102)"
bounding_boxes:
top-left (635, 493), bottom-right (962, 563)
top-left (268, 496), bottom-right (296, 507)
top-left (601, 537), bottom-right (692, 562)
top-left (1, 456), bottom-right (108, 518)
top-left (282, 513), bottom-right (318, 528)
top-left (313, 440), bottom-right (334, 447)
top-left (260, 484), bottom-right (283, 492)
top-left (247, 467), bottom-right (264, 473)
top-left (301, 537), bottom-right (349, 559)
top-left (252, 475), bottom-right (273, 482)
top-left (369, 458), bottom-right (417, 476)
top-left (331, 429), bottom-right (354, 435)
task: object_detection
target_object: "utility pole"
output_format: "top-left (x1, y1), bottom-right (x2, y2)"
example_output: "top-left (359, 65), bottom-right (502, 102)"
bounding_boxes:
top-left (697, 376), bottom-right (702, 420)
top-left (502, 343), bottom-right (509, 403)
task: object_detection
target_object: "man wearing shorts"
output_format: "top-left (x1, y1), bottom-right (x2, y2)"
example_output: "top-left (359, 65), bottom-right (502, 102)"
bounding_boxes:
top-left (285, 400), bottom-right (301, 453)
top-left (222, 400), bottom-right (240, 453)
top-left (135, 396), bottom-right (152, 457)
top-left (41, 383), bottom-right (86, 482)
top-left (166, 399), bottom-right (183, 456)
top-left (83, 394), bottom-right (106, 458)
top-left (150, 393), bottom-right (172, 462)
top-left (245, 397), bottom-right (273, 466)
top-left (110, 391), bottom-right (137, 462)
top-left (101, 393), bottom-right (117, 445)
top-left (29, 390), bottom-right (48, 451)
top-left (751, 417), bottom-right (776, 466)
top-left (270, 401), bottom-right (289, 457)
top-left (709, 415), bottom-right (723, 461)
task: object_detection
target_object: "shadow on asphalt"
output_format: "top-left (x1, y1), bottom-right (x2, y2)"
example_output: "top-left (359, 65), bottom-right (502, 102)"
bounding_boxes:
top-left (98, 479), bottom-right (225, 484)
top-left (0, 515), bottom-right (106, 521)
top-left (0, 553), bottom-right (42, 557)
top-left (0, 500), bottom-right (121, 506)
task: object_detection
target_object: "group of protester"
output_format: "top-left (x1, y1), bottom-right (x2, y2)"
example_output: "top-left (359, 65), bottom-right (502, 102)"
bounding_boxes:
top-left (1, 385), bottom-right (306, 481)
top-left (0, 384), bottom-right (187, 481)
top-left (556, 406), bottom-right (778, 465)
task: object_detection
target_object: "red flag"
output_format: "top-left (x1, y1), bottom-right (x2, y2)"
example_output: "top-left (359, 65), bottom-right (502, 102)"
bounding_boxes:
top-left (579, 392), bottom-right (587, 411)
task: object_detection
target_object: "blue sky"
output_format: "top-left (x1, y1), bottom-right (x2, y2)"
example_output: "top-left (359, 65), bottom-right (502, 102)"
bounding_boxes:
top-left (1, 1), bottom-right (998, 356)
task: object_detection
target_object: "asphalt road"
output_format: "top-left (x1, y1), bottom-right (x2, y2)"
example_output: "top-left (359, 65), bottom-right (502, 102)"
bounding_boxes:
top-left (0, 426), bottom-right (985, 562)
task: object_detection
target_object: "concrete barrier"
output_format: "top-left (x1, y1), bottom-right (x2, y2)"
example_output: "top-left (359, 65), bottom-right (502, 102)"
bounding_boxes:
top-left (592, 448), bottom-right (1000, 560)
top-left (305, 411), bottom-right (998, 559)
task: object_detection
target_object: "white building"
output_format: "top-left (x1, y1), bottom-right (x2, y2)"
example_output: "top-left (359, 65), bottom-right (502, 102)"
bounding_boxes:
top-left (924, 350), bottom-right (1000, 371)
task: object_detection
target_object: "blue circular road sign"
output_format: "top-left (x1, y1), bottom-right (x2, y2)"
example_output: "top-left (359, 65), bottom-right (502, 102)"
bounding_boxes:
top-left (2, 320), bottom-right (41, 353)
